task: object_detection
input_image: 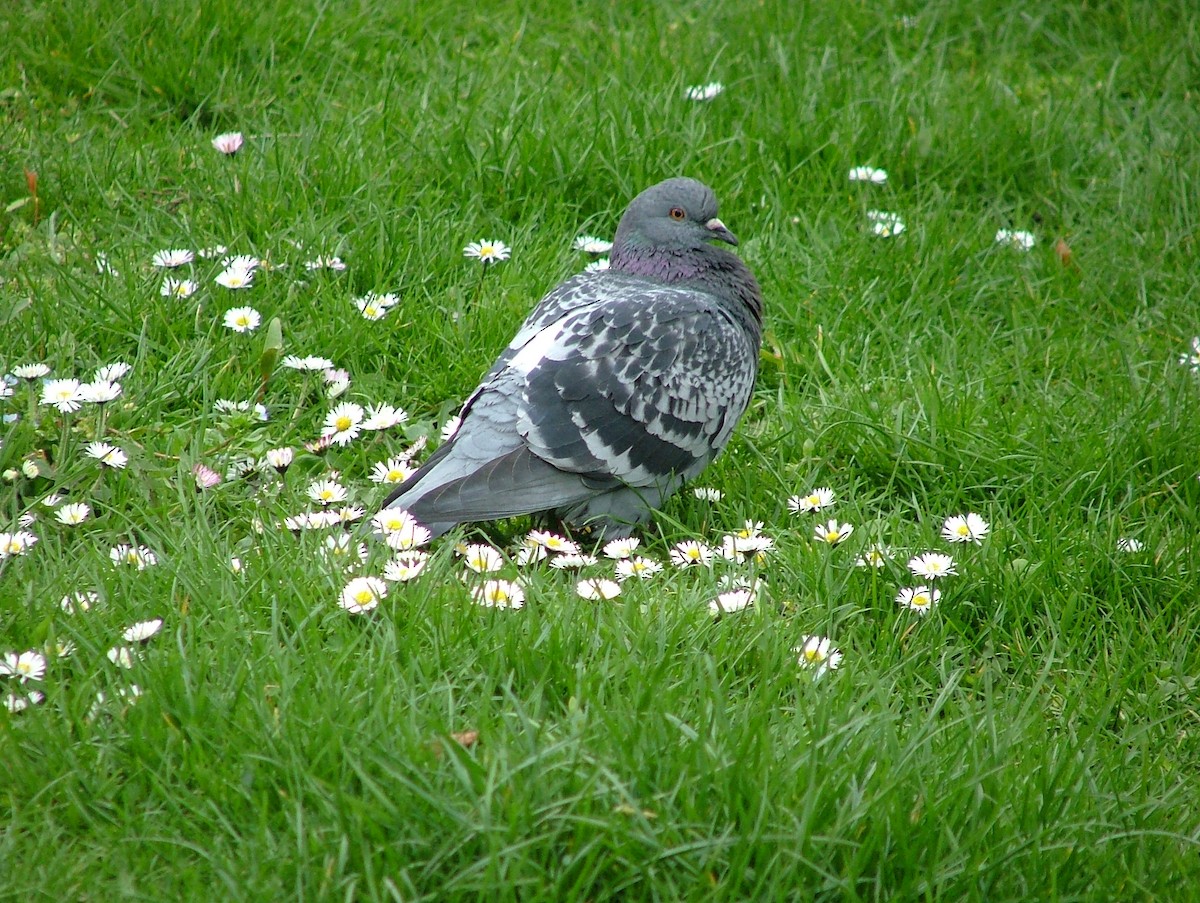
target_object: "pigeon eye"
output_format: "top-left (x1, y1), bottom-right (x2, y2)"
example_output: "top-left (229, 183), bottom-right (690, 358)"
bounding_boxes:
top-left (668, 206), bottom-right (686, 221)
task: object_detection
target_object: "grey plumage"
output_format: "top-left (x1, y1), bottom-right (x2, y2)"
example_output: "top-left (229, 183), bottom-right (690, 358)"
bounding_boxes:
top-left (382, 177), bottom-right (763, 539)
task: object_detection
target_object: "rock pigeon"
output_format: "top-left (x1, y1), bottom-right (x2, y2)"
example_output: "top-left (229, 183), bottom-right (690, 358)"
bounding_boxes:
top-left (381, 177), bottom-right (763, 540)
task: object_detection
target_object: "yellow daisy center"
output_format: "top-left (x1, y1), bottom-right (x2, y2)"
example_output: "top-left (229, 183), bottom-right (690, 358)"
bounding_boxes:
top-left (335, 416), bottom-right (352, 431)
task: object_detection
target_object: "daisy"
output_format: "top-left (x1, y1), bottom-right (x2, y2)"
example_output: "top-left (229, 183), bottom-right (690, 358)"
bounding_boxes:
top-left (21, 460), bottom-right (38, 478)
top-left (192, 463), bottom-right (222, 489)
top-left (95, 253), bottom-right (119, 277)
top-left (96, 362), bottom-right (131, 382)
top-left (152, 248), bottom-right (194, 268)
top-left (222, 255), bottom-right (260, 272)
top-left (123, 619), bottom-right (163, 643)
top-left (356, 295), bottom-right (390, 320)
top-left (5, 691), bottom-right (45, 713)
top-left (212, 132), bottom-right (244, 155)
top-left (379, 519), bottom-right (433, 551)
top-left (281, 354), bottom-right (335, 371)
top-left (525, 530), bottom-right (580, 556)
top-left (1117, 537), bottom-right (1144, 553)
top-left (907, 552), bottom-right (957, 579)
top-left (463, 239), bottom-right (511, 265)
top-left (615, 556), bottom-right (663, 581)
top-left (461, 543), bottom-right (505, 573)
top-left (41, 378), bottom-right (84, 413)
top-left (995, 229), bottom-right (1036, 251)
top-left (106, 643), bottom-right (136, 667)
top-left (896, 585), bottom-right (941, 615)
top-left (440, 415), bottom-right (462, 442)
top-left (709, 589), bottom-right (754, 615)
top-left (685, 81), bottom-right (724, 101)
top-left (584, 258), bottom-right (610, 273)
top-left (942, 513), bottom-right (990, 544)
top-left (322, 402), bottom-right (364, 446)
top-left (362, 403), bottom-right (409, 431)
top-left (109, 544), bottom-right (158, 569)
top-left (794, 636), bottom-right (843, 678)
top-left (161, 277), bottom-right (198, 299)
top-left (1, 650), bottom-right (47, 682)
top-left (323, 534), bottom-right (368, 567)
top-left (54, 502), bottom-right (91, 525)
top-left (849, 166), bottom-right (888, 184)
top-left (61, 590), bottom-right (100, 613)
top-left (339, 576), bottom-right (386, 614)
top-left (867, 209), bottom-right (905, 237)
top-left (79, 379), bottom-right (122, 404)
top-left (574, 235), bottom-right (613, 254)
top-left (603, 537), bottom-right (640, 559)
top-left (225, 457), bottom-right (258, 481)
top-left (471, 579), bottom-right (525, 609)
top-left (515, 543), bottom-right (548, 566)
top-left (336, 505), bottom-right (365, 525)
top-left (1178, 337), bottom-right (1200, 372)
top-left (814, 519), bottom-right (854, 545)
top-left (14, 363), bottom-right (51, 381)
top-left (670, 540), bottom-right (714, 568)
top-left (854, 543), bottom-right (892, 568)
top-left (370, 457), bottom-right (415, 485)
top-left (788, 487), bottom-right (835, 513)
top-left (576, 578), bottom-right (621, 600)
top-left (548, 553), bottom-right (599, 569)
top-left (86, 441), bottom-right (128, 469)
top-left (0, 531), bottom-right (38, 557)
top-left (197, 245), bottom-right (228, 258)
top-left (383, 552), bottom-right (428, 582)
top-left (692, 487), bottom-right (723, 501)
top-left (223, 306), bottom-right (261, 332)
top-left (215, 266), bottom-right (254, 289)
top-left (304, 255), bottom-right (347, 271)
top-left (307, 478), bottom-right (348, 506)
top-left (265, 447), bottom-right (294, 473)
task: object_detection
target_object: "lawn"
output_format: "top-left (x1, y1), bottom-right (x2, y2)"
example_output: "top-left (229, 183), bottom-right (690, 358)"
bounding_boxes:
top-left (2, 0), bottom-right (1199, 899)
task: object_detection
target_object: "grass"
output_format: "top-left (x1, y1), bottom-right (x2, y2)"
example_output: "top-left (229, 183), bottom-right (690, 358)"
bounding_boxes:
top-left (2, 0), bottom-right (1199, 899)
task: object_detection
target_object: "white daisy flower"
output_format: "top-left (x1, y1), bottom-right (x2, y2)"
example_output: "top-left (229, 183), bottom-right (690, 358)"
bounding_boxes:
top-left (670, 540), bottom-right (714, 568)
top-left (109, 544), bottom-right (158, 569)
top-left (942, 513), bottom-right (990, 544)
top-left (849, 166), bottom-right (888, 184)
top-left (0, 650), bottom-right (47, 682)
top-left (61, 590), bottom-right (100, 613)
top-left (212, 132), bottom-right (244, 154)
top-left (161, 277), bottom-right (198, 298)
top-left (361, 403), bottom-right (409, 431)
top-left (896, 585), bottom-right (940, 615)
top-left (383, 552), bottom-right (428, 582)
top-left (685, 81), bottom-right (724, 101)
top-left (440, 415), bottom-right (462, 442)
top-left (122, 619), bottom-right (163, 643)
top-left (692, 487), bottom-right (723, 501)
top-left (576, 578), bottom-right (621, 600)
top-left (197, 245), bottom-right (228, 258)
top-left (515, 543), bottom-right (548, 566)
top-left (322, 402), bottom-right (365, 446)
top-left (854, 544), bottom-right (892, 568)
top-left (307, 478), bottom-right (348, 506)
top-left (221, 254), bottom-right (260, 272)
top-left (461, 543), bottom-right (505, 573)
top-left (79, 379), bottom-right (122, 404)
top-left (471, 579), bottom-right (525, 609)
top-left (787, 487), bottom-right (835, 513)
top-left (867, 209), bottom-right (905, 237)
top-left (907, 552), bottom-right (957, 579)
top-left (152, 248), bottom-right (194, 268)
top-left (525, 530), bottom-right (580, 556)
top-left (1117, 537), bottom-right (1144, 553)
top-left (0, 531), bottom-right (38, 558)
top-left (95, 362), bottom-right (131, 382)
top-left (463, 239), bottom-right (511, 265)
top-left (814, 519), bottom-right (854, 545)
top-left (548, 553), bottom-right (599, 569)
top-left (356, 295), bottom-right (390, 320)
top-left (41, 378), bottom-right (84, 413)
top-left (107, 646), bottom-right (137, 668)
top-left (223, 306), bottom-right (261, 332)
top-left (574, 235), bottom-right (613, 254)
top-left (95, 252), bottom-right (119, 277)
top-left (5, 690), bottom-right (46, 713)
top-left (265, 447), bottom-right (294, 473)
top-left (615, 556), bottom-right (663, 581)
top-left (281, 354), bottom-right (335, 371)
top-left (215, 266), bottom-right (255, 290)
top-left (304, 255), bottom-right (347, 271)
top-left (323, 534), bottom-right (368, 567)
top-left (584, 258), bottom-right (610, 273)
top-left (85, 441), bottom-right (128, 469)
top-left (14, 363), bottom-right (51, 380)
top-left (54, 502), bottom-right (91, 525)
top-left (602, 537), bottom-right (640, 559)
top-left (794, 636), bottom-right (842, 678)
top-left (370, 457), bottom-right (415, 485)
top-left (709, 589), bottom-right (754, 615)
top-left (995, 229), bottom-right (1036, 251)
top-left (339, 576), bottom-right (386, 614)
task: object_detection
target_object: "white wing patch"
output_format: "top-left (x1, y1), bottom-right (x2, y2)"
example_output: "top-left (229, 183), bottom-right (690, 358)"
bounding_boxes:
top-left (508, 320), bottom-right (569, 376)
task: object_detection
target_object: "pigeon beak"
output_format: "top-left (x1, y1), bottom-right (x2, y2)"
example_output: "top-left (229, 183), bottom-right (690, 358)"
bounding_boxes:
top-left (705, 217), bottom-right (738, 246)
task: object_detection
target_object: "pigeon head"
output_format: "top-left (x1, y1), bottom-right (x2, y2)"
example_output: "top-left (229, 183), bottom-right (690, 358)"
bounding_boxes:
top-left (613, 177), bottom-right (738, 255)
